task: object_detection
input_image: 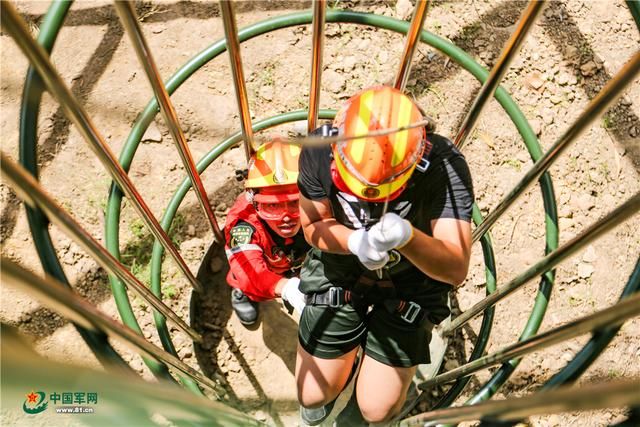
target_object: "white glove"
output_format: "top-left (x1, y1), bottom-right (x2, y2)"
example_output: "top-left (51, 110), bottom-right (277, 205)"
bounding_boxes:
top-left (368, 213), bottom-right (413, 252)
top-left (281, 277), bottom-right (306, 315)
top-left (347, 228), bottom-right (389, 270)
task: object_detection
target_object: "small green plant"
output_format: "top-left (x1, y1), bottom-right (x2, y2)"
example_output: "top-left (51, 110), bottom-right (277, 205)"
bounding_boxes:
top-left (602, 114), bottom-right (613, 130)
top-left (502, 158), bottom-right (522, 171)
top-left (162, 282), bottom-right (178, 299)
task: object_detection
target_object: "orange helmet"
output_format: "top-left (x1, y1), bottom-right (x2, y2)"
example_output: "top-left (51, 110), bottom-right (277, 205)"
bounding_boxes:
top-left (332, 86), bottom-right (426, 201)
top-left (245, 138), bottom-right (301, 204)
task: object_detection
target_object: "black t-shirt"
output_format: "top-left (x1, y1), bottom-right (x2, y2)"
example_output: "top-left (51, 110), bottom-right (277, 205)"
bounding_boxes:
top-left (297, 132), bottom-right (474, 309)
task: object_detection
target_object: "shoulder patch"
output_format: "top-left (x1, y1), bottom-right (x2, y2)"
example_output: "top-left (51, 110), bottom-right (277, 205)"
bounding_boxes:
top-left (229, 224), bottom-right (254, 247)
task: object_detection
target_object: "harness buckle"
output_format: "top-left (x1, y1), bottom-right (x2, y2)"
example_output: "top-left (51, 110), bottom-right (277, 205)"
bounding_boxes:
top-left (400, 301), bottom-right (422, 324)
top-left (328, 287), bottom-right (342, 308)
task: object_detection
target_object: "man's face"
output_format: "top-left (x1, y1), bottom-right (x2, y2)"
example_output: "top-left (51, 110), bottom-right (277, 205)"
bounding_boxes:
top-left (256, 199), bottom-right (301, 238)
top-left (263, 215), bottom-right (301, 238)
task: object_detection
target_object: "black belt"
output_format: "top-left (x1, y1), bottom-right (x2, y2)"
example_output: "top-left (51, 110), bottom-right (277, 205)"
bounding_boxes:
top-left (305, 286), bottom-right (427, 325)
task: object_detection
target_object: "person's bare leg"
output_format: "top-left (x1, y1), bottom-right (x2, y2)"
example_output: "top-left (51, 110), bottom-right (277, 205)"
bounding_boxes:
top-left (295, 343), bottom-right (359, 408)
top-left (355, 354), bottom-right (417, 424)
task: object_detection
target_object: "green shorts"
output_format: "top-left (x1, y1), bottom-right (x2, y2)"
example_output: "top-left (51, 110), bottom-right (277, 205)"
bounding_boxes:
top-left (298, 302), bottom-right (434, 368)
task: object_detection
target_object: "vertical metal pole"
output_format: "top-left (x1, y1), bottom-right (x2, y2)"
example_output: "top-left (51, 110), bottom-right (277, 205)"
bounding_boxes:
top-left (1, 154), bottom-right (201, 342)
top-left (308, 0), bottom-right (326, 133)
top-left (219, 0), bottom-right (254, 162)
top-left (394, 0), bottom-right (429, 91)
top-left (114, 1), bottom-right (223, 243)
top-left (0, 1), bottom-right (202, 293)
top-left (472, 51), bottom-right (640, 243)
top-left (454, 0), bottom-right (546, 150)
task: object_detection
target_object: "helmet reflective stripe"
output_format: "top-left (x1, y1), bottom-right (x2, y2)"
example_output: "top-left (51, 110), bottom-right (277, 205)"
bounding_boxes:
top-left (245, 139), bottom-right (301, 189)
top-left (392, 94), bottom-right (414, 167)
top-left (332, 86), bottom-right (426, 201)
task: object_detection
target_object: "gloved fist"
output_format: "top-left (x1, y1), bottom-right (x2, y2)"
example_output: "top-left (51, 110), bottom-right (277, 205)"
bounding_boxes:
top-left (368, 213), bottom-right (413, 252)
top-left (348, 228), bottom-right (389, 270)
top-left (281, 277), bottom-right (306, 315)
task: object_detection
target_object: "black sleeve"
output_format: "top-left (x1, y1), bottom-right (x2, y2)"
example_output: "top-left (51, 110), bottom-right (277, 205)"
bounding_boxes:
top-left (428, 155), bottom-right (474, 222)
top-left (297, 146), bottom-right (328, 200)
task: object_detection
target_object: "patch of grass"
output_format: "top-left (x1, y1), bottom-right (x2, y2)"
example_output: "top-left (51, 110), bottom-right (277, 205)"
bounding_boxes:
top-left (162, 282), bottom-right (178, 299)
top-left (121, 212), bottom-right (186, 285)
top-left (502, 158), bottom-right (522, 171)
top-left (259, 61), bottom-right (277, 87)
top-left (602, 114), bottom-right (613, 130)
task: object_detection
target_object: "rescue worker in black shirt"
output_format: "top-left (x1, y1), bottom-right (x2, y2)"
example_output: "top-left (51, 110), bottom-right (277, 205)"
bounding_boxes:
top-left (295, 86), bottom-right (474, 425)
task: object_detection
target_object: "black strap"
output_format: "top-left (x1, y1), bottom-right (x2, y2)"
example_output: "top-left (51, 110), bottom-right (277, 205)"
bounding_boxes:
top-left (305, 288), bottom-right (427, 326)
top-left (383, 299), bottom-right (428, 325)
top-left (304, 287), bottom-right (351, 308)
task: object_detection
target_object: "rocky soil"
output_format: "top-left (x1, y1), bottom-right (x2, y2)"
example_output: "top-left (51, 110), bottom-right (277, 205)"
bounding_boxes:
top-left (1, 1), bottom-right (639, 426)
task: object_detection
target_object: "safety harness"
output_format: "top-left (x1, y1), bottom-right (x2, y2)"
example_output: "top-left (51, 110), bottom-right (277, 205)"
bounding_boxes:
top-left (304, 274), bottom-right (429, 326)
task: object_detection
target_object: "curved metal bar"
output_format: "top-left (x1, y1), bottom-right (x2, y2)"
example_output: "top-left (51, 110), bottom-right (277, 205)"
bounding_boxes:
top-left (1, 154), bottom-right (201, 342)
top-left (454, 0), bottom-right (546, 150)
top-left (445, 192), bottom-right (640, 334)
top-left (114, 1), bottom-right (223, 242)
top-left (473, 50), bottom-right (640, 242)
top-left (405, 379), bottom-right (640, 426)
top-left (394, 0), bottom-right (429, 90)
top-left (421, 292), bottom-right (640, 389)
top-left (219, 0), bottom-right (254, 161)
top-left (0, 1), bottom-right (202, 293)
top-left (2, 258), bottom-right (222, 396)
top-left (308, 0), bottom-right (326, 132)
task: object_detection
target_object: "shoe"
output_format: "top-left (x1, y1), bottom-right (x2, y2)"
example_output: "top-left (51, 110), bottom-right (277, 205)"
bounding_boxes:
top-left (230, 288), bottom-right (258, 325)
top-left (300, 399), bottom-right (337, 426)
top-left (301, 353), bottom-right (360, 426)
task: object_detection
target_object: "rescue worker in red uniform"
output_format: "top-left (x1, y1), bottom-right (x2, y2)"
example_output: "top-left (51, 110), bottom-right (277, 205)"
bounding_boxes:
top-left (224, 139), bottom-right (309, 325)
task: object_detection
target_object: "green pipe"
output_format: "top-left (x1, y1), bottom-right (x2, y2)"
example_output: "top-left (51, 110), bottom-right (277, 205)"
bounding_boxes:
top-left (108, 10), bottom-right (557, 406)
top-left (18, 0), bottom-right (130, 371)
top-left (627, 0), bottom-right (640, 31)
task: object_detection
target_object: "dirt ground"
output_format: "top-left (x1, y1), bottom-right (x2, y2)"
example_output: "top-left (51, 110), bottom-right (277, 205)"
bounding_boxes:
top-left (1, 1), bottom-right (639, 426)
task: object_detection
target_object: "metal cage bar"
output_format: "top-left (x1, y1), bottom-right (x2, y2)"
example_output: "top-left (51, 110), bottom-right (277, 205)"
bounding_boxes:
top-left (445, 192), bottom-right (640, 334)
top-left (1, 154), bottom-right (201, 342)
top-left (2, 258), bottom-right (221, 395)
top-left (454, 0), bottom-right (546, 150)
top-left (0, 1), bottom-right (202, 293)
top-left (114, 1), bottom-right (223, 242)
top-left (473, 50), bottom-right (640, 242)
top-left (219, 0), bottom-right (254, 161)
top-left (308, 0), bottom-right (326, 133)
top-left (394, 0), bottom-right (429, 90)
top-left (404, 378), bottom-right (640, 426)
top-left (421, 292), bottom-right (640, 389)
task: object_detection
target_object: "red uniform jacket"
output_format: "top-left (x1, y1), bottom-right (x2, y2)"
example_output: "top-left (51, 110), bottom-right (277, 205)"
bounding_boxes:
top-left (224, 194), bottom-right (307, 302)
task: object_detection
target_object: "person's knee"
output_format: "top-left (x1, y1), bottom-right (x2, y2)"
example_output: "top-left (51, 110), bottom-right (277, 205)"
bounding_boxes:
top-left (296, 377), bottom-right (341, 408)
top-left (358, 399), bottom-right (397, 424)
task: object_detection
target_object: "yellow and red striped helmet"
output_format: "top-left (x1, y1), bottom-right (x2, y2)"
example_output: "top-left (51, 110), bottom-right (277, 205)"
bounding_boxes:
top-left (245, 139), bottom-right (301, 203)
top-left (332, 86), bottom-right (426, 201)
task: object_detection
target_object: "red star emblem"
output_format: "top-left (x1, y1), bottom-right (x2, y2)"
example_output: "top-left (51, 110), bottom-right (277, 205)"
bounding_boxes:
top-left (26, 392), bottom-right (38, 404)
